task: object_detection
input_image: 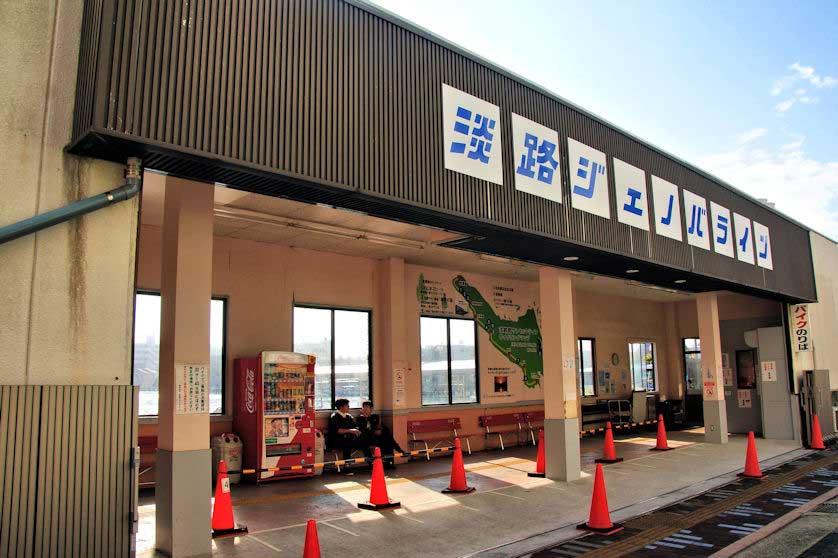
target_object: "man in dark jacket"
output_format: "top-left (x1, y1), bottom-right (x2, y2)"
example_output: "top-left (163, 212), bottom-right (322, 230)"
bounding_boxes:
top-left (356, 401), bottom-right (404, 468)
top-left (326, 398), bottom-right (364, 460)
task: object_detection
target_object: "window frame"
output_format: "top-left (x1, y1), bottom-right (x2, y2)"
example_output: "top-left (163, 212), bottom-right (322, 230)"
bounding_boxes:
top-left (577, 337), bottom-right (597, 397)
top-left (293, 303), bottom-right (373, 410)
top-left (682, 336), bottom-right (701, 377)
top-left (133, 290), bottom-right (228, 417)
top-left (628, 340), bottom-right (657, 392)
top-left (419, 315), bottom-right (480, 406)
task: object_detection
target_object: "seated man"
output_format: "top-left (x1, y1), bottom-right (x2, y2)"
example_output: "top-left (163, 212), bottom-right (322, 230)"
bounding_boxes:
top-left (356, 401), bottom-right (404, 468)
top-left (326, 399), bottom-right (365, 461)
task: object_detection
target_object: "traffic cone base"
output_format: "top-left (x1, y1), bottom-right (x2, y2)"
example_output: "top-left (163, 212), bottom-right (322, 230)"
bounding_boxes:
top-left (443, 485), bottom-right (476, 494)
top-left (212, 525), bottom-right (249, 539)
top-left (358, 500), bottom-right (401, 510)
top-left (737, 471), bottom-right (765, 480)
top-left (649, 446), bottom-right (674, 452)
top-left (527, 471), bottom-right (546, 478)
top-left (577, 521), bottom-right (624, 535)
top-left (595, 456), bottom-right (624, 464)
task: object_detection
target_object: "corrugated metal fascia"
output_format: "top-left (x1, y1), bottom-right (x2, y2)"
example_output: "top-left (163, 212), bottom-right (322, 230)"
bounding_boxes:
top-left (344, 0), bottom-right (823, 239)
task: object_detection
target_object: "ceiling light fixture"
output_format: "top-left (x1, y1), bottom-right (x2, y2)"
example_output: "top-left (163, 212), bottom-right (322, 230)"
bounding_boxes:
top-left (563, 256), bottom-right (579, 262)
top-left (674, 279), bottom-right (687, 284)
top-left (626, 269), bottom-right (639, 274)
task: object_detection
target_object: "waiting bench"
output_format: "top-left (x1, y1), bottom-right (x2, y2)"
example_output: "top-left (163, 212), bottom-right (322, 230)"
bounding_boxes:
top-left (479, 413), bottom-right (526, 450)
top-left (407, 417), bottom-right (472, 459)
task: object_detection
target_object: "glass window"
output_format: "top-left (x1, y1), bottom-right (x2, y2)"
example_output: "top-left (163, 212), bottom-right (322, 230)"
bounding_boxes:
top-left (293, 306), bottom-right (370, 409)
top-left (133, 293), bottom-right (226, 416)
top-left (578, 338), bottom-right (596, 397)
top-left (629, 341), bottom-right (656, 392)
top-left (421, 317), bottom-right (478, 405)
top-left (683, 338), bottom-right (702, 395)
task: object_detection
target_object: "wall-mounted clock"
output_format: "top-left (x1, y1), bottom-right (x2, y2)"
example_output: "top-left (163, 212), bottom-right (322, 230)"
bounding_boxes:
top-left (611, 353), bottom-right (620, 366)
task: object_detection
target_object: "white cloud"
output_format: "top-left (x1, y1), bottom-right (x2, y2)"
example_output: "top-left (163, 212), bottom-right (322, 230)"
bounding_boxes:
top-left (774, 98), bottom-right (795, 113)
top-left (736, 128), bottom-right (768, 144)
top-left (789, 62), bottom-right (838, 89)
top-left (698, 138), bottom-right (838, 241)
top-left (771, 62), bottom-right (837, 102)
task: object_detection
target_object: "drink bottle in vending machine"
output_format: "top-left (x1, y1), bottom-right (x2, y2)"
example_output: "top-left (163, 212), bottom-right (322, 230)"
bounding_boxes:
top-left (233, 351), bottom-right (316, 482)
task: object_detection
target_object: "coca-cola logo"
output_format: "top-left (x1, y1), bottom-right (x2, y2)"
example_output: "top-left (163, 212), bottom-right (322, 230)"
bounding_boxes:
top-left (245, 368), bottom-right (256, 414)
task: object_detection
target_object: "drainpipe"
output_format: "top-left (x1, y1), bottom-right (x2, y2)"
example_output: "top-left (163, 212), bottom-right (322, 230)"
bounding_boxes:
top-left (0, 157), bottom-right (143, 246)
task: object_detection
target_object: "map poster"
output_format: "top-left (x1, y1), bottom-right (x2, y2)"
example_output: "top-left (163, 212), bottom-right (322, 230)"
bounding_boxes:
top-left (414, 267), bottom-right (543, 394)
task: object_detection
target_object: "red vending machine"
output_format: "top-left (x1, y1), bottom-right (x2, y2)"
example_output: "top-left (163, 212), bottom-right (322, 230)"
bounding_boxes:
top-left (233, 351), bottom-right (316, 482)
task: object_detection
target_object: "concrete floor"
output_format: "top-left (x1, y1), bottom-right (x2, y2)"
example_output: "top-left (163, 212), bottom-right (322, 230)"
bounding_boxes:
top-left (136, 427), bottom-right (806, 557)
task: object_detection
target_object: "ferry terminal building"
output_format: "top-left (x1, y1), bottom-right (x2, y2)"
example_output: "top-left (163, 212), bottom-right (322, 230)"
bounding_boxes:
top-left (0, 0), bottom-right (837, 556)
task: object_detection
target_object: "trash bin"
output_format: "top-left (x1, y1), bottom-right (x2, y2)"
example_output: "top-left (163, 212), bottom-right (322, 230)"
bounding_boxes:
top-left (313, 429), bottom-right (325, 476)
top-left (212, 433), bottom-right (243, 484)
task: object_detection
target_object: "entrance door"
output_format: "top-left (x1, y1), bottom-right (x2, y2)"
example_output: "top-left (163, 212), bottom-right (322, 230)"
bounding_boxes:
top-left (683, 338), bottom-right (703, 424)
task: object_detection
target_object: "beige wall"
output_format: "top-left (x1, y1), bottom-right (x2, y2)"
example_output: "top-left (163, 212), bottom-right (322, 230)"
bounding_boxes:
top-left (809, 233), bottom-right (838, 388)
top-left (137, 224), bottom-right (713, 446)
top-left (0, 0), bottom-right (138, 385)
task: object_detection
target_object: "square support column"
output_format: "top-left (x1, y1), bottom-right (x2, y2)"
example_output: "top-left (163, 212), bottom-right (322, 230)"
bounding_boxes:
top-left (697, 292), bottom-right (728, 444)
top-left (538, 267), bottom-right (581, 481)
top-left (156, 177), bottom-right (214, 557)
top-left (376, 258), bottom-right (410, 448)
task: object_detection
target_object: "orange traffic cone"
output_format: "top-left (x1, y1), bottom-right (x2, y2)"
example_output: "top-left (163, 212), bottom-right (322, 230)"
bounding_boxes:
top-left (303, 519), bottom-right (321, 558)
top-left (650, 414), bottom-right (672, 451)
top-left (596, 422), bottom-right (624, 464)
top-left (528, 429), bottom-right (546, 478)
top-left (809, 415), bottom-right (826, 450)
top-left (358, 447), bottom-right (400, 510)
top-left (443, 438), bottom-right (475, 493)
top-left (211, 460), bottom-right (248, 538)
top-left (577, 463), bottom-right (624, 535)
top-left (738, 431), bottom-right (765, 479)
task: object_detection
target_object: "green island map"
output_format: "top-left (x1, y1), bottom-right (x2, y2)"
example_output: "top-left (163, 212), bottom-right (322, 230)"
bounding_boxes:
top-left (452, 275), bottom-right (544, 388)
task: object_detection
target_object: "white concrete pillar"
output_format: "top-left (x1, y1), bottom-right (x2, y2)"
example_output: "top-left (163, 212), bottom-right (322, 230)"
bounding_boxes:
top-left (697, 292), bottom-right (728, 444)
top-left (538, 267), bottom-right (581, 481)
top-left (156, 177), bottom-right (214, 557)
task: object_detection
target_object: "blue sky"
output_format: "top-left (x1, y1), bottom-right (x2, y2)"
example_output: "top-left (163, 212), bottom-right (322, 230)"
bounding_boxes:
top-left (369, 0), bottom-right (838, 239)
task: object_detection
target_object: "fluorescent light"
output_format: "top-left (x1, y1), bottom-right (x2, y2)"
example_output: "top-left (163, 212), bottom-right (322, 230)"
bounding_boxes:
top-left (563, 256), bottom-right (579, 262)
top-left (626, 269), bottom-right (640, 274)
top-left (675, 279), bottom-right (687, 284)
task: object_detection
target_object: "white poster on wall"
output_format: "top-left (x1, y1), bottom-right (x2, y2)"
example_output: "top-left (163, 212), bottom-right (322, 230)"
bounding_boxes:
top-left (737, 389), bottom-right (752, 408)
top-left (568, 137), bottom-right (610, 219)
top-left (733, 212), bottom-right (755, 264)
top-left (761, 361), bottom-right (777, 382)
top-left (614, 158), bottom-right (650, 230)
top-left (753, 221), bottom-right (773, 270)
top-left (683, 190), bottom-right (711, 250)
top-left (442, 84), bottom-right (503, 185)
top-left (175, 363), bottom-right (209, 415)
top-left (651, 176), bottom-right (683, 241)
top-left (511, 113), bottom-right (562, 203)
top-left (710, 202), bottom-right (735, 258)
